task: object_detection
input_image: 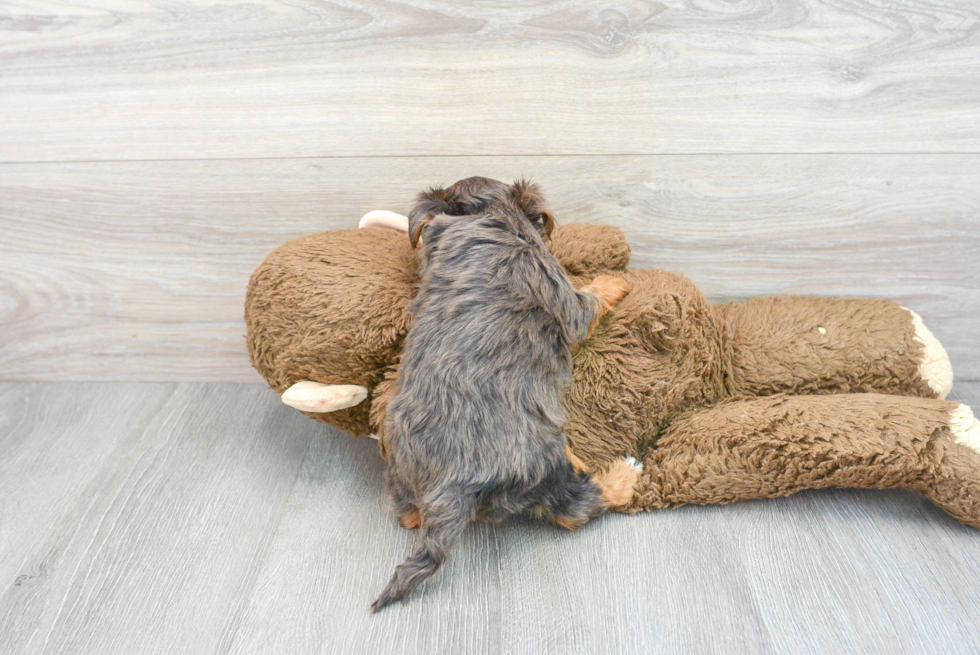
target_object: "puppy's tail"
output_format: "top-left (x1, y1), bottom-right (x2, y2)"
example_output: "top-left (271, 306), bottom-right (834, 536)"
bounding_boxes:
top-left (370, 500), bottom-right (469, 613)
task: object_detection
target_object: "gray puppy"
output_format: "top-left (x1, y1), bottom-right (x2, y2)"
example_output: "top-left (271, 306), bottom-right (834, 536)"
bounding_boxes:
top-left (371, 177), bottom-right (641, 612)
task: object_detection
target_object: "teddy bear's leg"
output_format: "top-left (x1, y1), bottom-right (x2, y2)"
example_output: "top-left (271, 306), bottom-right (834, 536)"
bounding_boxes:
top-left (716, 297), bottom-right (953, 399)
top-left (631, 393), bottom-right (980, 529)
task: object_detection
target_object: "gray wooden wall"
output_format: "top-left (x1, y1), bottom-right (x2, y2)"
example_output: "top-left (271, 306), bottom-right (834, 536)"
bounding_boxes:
top-left (1, 0), bottom-right (978, 382)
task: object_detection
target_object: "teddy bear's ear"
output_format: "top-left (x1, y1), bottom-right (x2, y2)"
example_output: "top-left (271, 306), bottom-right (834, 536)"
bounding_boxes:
top-left (281, 381), bottom-right (368, 412)
top-left (408, 187), bottom-right (452, 248)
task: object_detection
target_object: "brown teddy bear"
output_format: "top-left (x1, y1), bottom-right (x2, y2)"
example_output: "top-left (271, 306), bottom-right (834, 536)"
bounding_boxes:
top-left (245, 210), bottom-right (980, 529)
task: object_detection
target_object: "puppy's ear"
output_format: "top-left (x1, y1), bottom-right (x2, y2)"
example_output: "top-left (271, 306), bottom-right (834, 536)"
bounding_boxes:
top-left (511, 178), bottom-right (555, 238)
top-left (511, 178), bottom-right (544, 215)
top-left (408, 187), bottom-right (451, 248)
top-left (539, 210), bottom-right (556, 238)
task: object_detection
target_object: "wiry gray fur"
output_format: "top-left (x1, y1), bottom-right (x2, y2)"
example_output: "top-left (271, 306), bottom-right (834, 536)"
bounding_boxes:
top-left (371, 177), bottom-right (615, 612)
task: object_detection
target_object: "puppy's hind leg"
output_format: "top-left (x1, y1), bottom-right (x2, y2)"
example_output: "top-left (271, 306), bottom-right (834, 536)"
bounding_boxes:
top-left (537, 464), bottom-right (609, 531)
top-left (385, 469), bottom-right (422, 530)
top-left (539, 454), bottom-right (644, 530)
top-left (565, 445), bottom-right (643, 508)
top-left (591, 457), bottom-right (644, 508)
top-left (398, 507), bottom-right (422, 530)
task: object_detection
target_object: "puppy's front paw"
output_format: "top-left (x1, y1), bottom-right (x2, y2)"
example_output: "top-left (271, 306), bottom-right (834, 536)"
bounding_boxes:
top-left (594, 456), bottom-right (643, 508)
top-left (586, 275), bottom-right (632, 308)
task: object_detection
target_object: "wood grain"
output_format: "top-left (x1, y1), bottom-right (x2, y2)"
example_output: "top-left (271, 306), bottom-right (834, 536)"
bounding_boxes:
top-left (493, 510), bottom-right (774, 655)
top-left (229, 422), bottom-right (776, 654)
top-left (725, 491), bottom-right (980, 652)
top-left (226, 418), bottom-right (505, 655)
top-left (1, 0), bottom-right (979, 161)
top-left (0, 382), bottom-right (314, 654)
top-left (1, 382), bottom-right (979, 653)
top-left (2, 155), bottom-right (977, 381)
top-left (730, 382), bottom-right (980, 654)
top-left (0, 382), bottom-right (175, 598)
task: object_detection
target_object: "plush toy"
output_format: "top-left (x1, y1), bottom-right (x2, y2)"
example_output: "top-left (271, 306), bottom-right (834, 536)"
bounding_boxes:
top-left (245, 210), bottom-right (980, 528)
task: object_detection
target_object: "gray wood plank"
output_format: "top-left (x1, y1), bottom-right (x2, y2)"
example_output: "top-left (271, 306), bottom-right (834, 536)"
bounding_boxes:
top-left (226, 426), bottom-right (504, 655)
top-left (724, 489), bottom-right (980, 654)
top-left (724, 383), bottom-right (980, 654)
top-left (0, 383), bottom-right (314, 655)
top-left (494, 511), bottom-right (774, 655)
top-left (1, 0), bottom-right (979, 161)
top-left (227, 411), bottom-right (774, 655)
top-left (2, 382), bottom-right (979, 653)
top-left (0, 383), bottom-right (175, 596)
top-left (2, 154), bottom-right (977, 381)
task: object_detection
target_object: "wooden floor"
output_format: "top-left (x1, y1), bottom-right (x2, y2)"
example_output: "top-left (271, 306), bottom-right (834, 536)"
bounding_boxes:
top-left (1, 381), bottom-right (979, 655)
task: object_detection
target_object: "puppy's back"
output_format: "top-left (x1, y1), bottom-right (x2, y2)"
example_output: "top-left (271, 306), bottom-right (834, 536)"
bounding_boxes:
top-left (388, 208), bottom-right (586, 483)
top-left (373, 178), bottom-right (632, 613)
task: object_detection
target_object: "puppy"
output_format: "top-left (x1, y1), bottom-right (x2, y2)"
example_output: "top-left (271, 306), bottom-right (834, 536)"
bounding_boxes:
top-left (371, 177), bottom-right (640, 612)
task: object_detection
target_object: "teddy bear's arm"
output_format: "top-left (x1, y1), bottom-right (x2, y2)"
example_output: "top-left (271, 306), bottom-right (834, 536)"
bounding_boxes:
top-left (630, 393), bottom-right (980, 529)
top-left (715, 297), bottom-right (952, 400)
top-left (549, 224), bottom-right (631, 278)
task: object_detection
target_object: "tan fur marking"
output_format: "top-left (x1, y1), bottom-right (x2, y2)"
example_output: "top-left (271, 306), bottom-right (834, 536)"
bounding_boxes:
top-left (566, 445), bottom-right (590, 473)
top-left (410, 217), bottom-right (431, 248)
top-left (581, 275), bottom-right (632, 333)
top-left (541, 210), bottom-right (556, 238)
top-left (555, 514), bottom-right (587, 531)
top-left (581, 274), bottom-right (631, 308)
top-left (592, 458), bottom-right (642, 507)
top-left (398, 509), bottom-right (422, 530)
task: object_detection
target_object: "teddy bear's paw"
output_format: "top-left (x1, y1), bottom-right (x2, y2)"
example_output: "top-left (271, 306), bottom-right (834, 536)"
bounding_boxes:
top-left (359, 210), bottom-right (409, 233)
top-left (904, 308), bottom-right (954, 399)
top-left (594, 456), bottom-right (644, 508)
top-left (281, 381), bottom-right (369, 412)
top-left (950, 403), bottom-right (980, 455)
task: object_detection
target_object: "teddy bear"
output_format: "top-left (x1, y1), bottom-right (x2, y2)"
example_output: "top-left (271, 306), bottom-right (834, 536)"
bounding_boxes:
top-left (245, 209), bottom-right (980, 529)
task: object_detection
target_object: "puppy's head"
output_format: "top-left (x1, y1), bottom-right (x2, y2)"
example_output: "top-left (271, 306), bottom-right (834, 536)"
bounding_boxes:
top-left (407, 177), bottom-right (555, 247)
